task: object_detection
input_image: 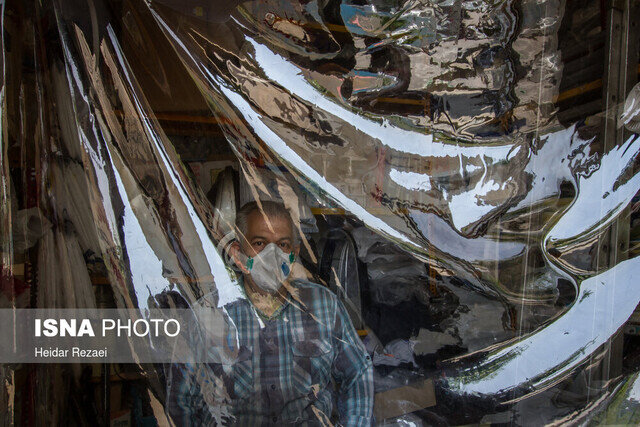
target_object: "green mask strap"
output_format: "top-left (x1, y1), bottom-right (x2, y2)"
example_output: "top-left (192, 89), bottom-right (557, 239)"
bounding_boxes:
top-left (289, 252), bottom-right (295, 263)
top-left (246, 257), bottom-right (254, 270)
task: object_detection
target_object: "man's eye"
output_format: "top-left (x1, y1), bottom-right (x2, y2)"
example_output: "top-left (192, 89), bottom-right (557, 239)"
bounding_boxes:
top-left (254, 241), bottom-right (263, 247)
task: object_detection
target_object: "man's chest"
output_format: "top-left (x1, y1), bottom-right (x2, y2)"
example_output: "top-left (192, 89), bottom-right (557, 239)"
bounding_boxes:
top-left (231, 302), bottom-right (333, 347)
top-left (222, 304), bottom-right (336, 419)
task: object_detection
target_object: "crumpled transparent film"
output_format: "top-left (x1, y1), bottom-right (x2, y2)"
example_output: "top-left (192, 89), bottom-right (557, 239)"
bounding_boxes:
top-left (1, 0), bottom-right (639, 424)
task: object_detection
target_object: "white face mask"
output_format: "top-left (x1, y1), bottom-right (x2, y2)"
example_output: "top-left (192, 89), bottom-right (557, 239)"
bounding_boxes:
top-left (237, 243), bottom-right (295, 294)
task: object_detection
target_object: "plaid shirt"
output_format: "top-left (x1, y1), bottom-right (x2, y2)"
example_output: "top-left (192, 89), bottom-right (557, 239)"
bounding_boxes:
top-left (166, 278), bottom-right (374, 426)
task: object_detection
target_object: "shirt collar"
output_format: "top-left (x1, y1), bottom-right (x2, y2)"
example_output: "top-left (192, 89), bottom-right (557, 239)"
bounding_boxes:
top-left (237, 274), bottom-right (293, 320)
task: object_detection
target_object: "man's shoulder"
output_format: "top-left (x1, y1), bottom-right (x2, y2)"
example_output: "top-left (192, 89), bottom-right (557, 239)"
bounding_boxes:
top-left (291, 277), bottom-right (332, 292)
top-left (291, 278), bottom-right (338, 304)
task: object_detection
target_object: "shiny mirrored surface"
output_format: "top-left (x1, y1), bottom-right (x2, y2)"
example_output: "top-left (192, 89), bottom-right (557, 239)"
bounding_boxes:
top-left (1, 0), bottom-right (639, 424)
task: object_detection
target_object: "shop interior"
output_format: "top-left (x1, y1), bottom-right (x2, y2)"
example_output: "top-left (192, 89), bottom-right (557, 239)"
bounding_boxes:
top-left (3, 0), bottom-right (640, 425)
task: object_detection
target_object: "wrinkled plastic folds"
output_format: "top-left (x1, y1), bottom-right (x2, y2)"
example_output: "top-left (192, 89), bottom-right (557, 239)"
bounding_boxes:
top-left (1, 0), bottom-right (640, 424)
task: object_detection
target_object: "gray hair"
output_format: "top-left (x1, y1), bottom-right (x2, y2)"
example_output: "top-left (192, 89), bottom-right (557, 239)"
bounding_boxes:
top-left (235, 200), bottom-right (300, 245)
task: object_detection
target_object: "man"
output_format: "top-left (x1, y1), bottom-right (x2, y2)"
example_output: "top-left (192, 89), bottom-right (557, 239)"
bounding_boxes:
top-left (167, 200), bottom-right (373, 426)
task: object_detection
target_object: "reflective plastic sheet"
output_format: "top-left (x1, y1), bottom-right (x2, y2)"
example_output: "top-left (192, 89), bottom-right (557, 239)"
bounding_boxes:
top-left (1, 0), bottom-right (639, 424)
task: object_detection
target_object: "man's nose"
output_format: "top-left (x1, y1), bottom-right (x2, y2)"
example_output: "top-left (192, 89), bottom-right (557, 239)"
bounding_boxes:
top-left (255, 241), bottom-right (276, 253)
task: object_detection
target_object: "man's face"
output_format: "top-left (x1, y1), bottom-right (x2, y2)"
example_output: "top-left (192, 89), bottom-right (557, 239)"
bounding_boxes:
top-left (231, 209), bottom-right (299, 273)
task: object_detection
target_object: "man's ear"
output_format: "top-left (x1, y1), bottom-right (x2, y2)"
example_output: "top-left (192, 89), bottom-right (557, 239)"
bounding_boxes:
top-left (230, 241), bottom-right (250, 274)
